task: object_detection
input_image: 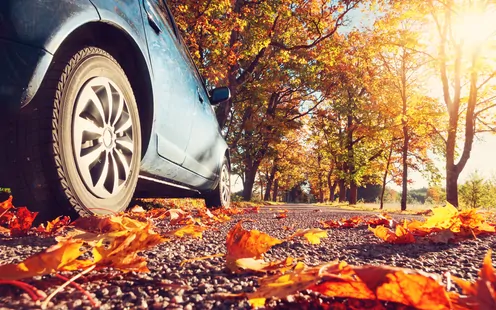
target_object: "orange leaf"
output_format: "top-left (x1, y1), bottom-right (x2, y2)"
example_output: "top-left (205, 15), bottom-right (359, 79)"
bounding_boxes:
top-left (234, 257), bottom-right (296, 273)
top-left (0, 196), bottom-right (13, 214)
top-left (36, 216), bottom-right (71, 236)
top-left (288, 228), bottom-right (328, 244)
top-left (167, 224), bottom-right (207, 238)
top-left (225, 220), bottom-right (282, 270)
top-left (0, 240), bottom-right (88, 280)
top-left (9, 207), bottom-right (38, 236)
top-left (369, 225), bottom-right (415, 244)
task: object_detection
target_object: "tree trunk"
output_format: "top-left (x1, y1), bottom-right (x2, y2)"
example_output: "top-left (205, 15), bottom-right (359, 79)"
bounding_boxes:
top-left (242, 160), bottom-right (262, 201)
top-left (446, 163), bottom-right (459, 208)
top-left (338, 179), bottom-right (347, 202)
top-left (400, 48), bottom-right (409, 211)
top-left (272, 179), bottom-right (279, 202)
top-left (400, 131), bottom-right (409, 211)
top-left (264, 162), bottom-right (277, 201)
top-left (349, 182), bottom-right (358, 205)
top-left (380, 143), bottom-right (394, 210)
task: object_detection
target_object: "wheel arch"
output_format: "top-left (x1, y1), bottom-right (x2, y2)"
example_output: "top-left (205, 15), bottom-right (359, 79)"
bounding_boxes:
top-left (38, 21), bottom-right (155, 157)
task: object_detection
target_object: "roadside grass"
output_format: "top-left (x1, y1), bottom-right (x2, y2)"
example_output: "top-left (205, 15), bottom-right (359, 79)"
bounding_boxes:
top-left (314, 202), bottom-right (435, 215)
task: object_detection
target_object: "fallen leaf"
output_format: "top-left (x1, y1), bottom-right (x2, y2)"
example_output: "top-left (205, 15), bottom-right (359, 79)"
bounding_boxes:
top-left (428, 229), bottom-right (456, 244)
top-left (234, 257), bottom-right (296, 273)
top-left (0, 240), bottom-right (88, 280)
top-left (288, 228), bottom-right (328, 244)
top-left (226, 221), bottom-right (282, 271)
top-left (369, 225), bottom-right (415, 244)
top-left (166, 224), bottom-right (207, 238)
top-left (9, 207), bottom-right (38, 236)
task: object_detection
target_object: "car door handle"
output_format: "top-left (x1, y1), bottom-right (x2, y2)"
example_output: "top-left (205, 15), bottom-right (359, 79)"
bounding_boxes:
top-left (198, 89), bottom-right (204, 103)
top-left (147, 12), bottom-right (161, 34)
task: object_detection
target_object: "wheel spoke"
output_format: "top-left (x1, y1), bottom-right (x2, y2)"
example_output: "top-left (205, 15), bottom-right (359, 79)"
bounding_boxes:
top-left (114, 148), bottom-right (131, 178)
top-left (94, 152), bottom-right (111, 189)
top-left (76, 117), bottom-right (104, 142)
top-left (80, 143), bottom-right (105, 171)
top-left (115, 112), bottom-right (132, 134)
top-left (116, 136), bottom-right (134, 153)
top-left (109, 151), bottom-right (121, 194)
top-left (112, 95), bottom-right (125, 128)
top-left (87, 88), bottom-right (107, 127)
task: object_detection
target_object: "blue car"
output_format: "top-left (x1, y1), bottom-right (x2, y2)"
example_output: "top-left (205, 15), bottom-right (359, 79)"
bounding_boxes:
top-left (0, 0), bottom-right (231, 220)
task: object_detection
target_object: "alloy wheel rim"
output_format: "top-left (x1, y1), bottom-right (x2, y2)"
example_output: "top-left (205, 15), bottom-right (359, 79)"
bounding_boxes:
top-left (220, 164), bottom-right (230, 206)
top-left (72, 77), bottom-right (134, 199)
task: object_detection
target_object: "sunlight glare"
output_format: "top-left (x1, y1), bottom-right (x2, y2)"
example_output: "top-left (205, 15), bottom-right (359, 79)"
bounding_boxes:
top-left (453, 5), bottom-right (496, 50)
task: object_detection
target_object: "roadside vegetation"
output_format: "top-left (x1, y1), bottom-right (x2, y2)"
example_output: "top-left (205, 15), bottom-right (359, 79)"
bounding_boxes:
top-left (169, 0), bottom-right (496, 210)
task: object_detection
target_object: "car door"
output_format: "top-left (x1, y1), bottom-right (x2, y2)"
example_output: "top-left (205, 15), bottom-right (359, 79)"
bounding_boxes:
top-left (181, 52), bottom-right (223, 181)
top-left (141, 0), bottom-right (195, 166)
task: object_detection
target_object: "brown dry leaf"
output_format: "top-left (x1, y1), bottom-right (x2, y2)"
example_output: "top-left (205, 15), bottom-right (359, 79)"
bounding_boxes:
top-left (166, 224), bottom-right (207, 238)
top-left (166, 209), bottom-right (194, 225)
top-left (226, 261), bottom-right (452, 309)
top-left (0, 240), bottom-right (89, 280)
top-left (428, 229), bottom-right (456, 244)
top-left (0, 196), bottom-right (13, 214)
top-left (367, 214), bottom-right (393, 228)
top-left (243, 263), bottom-right (325, 307)
top-left (36, 216), bottom-right (71, 236)
top-left (275, 209), bottom-right (288, 219)
top-left (288, 228), bottom-right (328, 244)
top-left (91, 223), bottom-right (166, 272)
top-left (9, 207), bottom-right (39, 236)
top-left (369, 225), bottom-right (415, 244)
top-left (234, 257), bottom-right (296, 273)
top-left (225, 220), bottom-right (282, 271)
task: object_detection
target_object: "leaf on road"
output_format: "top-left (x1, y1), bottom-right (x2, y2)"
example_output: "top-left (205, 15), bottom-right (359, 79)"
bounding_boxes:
top-left (0, 240), bottom-right (88, 280)
top-left (9, 207), bottom-right (38, 237)
top-left (0, 196), bottom-right (13, 214)
top-left (36, 216), bottom-right (71, 236)
top-left (166, 224), bottom-right (207, 239)
top-left (428, 229), bottom-right (456, 244)
top-left (235, 257), bottom-right (296, 273)
top-left (226, 220), bottom-right (282, 271)
top-left (224, 260), bottom-right (451, 309)
top-left (288, 228), bottom-right (328, 244)
top-left (369, 225), bottom-right (415, 244)
top-left (275, 209), bottom-right (288, 219)
top-left (451, 250), bottom-right (496, 309)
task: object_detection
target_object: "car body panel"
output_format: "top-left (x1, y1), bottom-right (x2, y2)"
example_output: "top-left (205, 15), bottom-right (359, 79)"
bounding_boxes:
top-left (0, 0), bottom-right (228, 194)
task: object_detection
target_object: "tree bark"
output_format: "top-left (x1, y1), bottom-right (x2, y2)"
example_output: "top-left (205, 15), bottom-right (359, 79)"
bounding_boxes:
top-left (338, 179), bottom-right (347, 202)
top-left (400, 48), bottom-right (409, 211)
top-left (242, 159), bottom-right (262, 201)
top-left (380, 143), bottom-right (394, 210)
top-left (264, 162), bottom-right (278, 201)
top-left (272, 179), bottom-right (279, 202)
top-left (349, 182), bottom-right (358, 205)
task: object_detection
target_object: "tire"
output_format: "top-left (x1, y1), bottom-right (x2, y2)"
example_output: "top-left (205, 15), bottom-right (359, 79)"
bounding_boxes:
top-left (204, 157), bottom-right (231, 208)
top-left (1, 47), bottom-right (141, 221)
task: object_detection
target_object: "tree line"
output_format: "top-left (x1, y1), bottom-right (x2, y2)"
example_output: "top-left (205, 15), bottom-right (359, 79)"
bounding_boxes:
top-left (168, 0), bottom-right (496, 209)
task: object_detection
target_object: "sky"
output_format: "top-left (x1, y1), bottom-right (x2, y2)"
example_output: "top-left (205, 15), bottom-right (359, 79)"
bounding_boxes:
top-left (407, 133), bottom-right (496, 190)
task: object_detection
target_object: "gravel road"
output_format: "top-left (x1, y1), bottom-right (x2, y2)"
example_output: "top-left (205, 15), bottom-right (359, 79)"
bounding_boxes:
top-left (0, 205), bottom-right (495, 309)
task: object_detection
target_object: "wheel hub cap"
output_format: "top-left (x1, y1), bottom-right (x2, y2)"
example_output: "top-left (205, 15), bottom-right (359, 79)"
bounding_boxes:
top-left (72, 77), bottom-right (134, 199)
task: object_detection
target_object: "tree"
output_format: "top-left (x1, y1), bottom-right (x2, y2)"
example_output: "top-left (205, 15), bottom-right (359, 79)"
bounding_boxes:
top-left (169, 0), bottom-right (368, 201)
top-left (370, 4), bottom-right (443, 210)
top-left (424, 0), bottom-right (496, 207)
top-left (459, 171), bottom-right (493, 208)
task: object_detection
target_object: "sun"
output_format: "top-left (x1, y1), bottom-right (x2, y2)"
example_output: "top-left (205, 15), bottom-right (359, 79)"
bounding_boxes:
top-left (452, 3), bottom-right (496, 51)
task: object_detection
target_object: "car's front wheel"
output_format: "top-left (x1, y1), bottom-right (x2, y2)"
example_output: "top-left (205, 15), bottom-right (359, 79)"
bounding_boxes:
top-left (204, 157), bottom-right (231, 208)
top-left (4, 47), bottom-right (141, 220)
